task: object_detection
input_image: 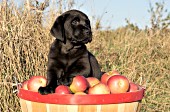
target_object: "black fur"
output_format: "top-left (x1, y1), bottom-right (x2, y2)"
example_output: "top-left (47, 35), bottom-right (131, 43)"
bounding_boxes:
top-left (38, 10), bottom-right (101, 95)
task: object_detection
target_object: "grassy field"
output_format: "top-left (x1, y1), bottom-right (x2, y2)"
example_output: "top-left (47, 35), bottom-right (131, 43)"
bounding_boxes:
top-left (1, 1), bottom-right (170, 112)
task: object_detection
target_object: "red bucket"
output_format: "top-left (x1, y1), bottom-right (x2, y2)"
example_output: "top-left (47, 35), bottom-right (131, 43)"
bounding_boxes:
top-left (18, 86), bottom-right (145, 112)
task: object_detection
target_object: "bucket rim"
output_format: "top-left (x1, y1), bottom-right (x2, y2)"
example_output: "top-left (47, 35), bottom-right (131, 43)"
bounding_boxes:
top-left (18, 86), bottom-right (145, 105)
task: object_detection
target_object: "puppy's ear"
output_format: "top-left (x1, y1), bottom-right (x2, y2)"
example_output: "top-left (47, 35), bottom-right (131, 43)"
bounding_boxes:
top-left (50, 14), bottom-right (69, 42)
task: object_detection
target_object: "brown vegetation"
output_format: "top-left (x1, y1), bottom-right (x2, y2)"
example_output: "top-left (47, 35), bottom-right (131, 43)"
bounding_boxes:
top-left (0, 1), bottom-right (170, 112)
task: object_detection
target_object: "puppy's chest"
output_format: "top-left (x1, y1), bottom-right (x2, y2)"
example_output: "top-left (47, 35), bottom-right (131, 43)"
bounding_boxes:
top-left (58, 49), bottom-right (85, 66)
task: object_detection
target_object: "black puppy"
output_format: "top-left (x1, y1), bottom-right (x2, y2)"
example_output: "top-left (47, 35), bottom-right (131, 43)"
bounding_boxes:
top-left (38, 10), bottom-right (102, 94)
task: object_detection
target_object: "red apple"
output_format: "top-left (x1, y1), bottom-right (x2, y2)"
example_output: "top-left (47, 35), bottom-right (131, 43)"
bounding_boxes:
top-left (88, 83), bottom-right (110, 94)
top-left (74, 92), bottom-right (87, 95)
top-left (101, 73), bottom-right (111, 84)
top-left (107, 75), bottom-right (129, 93)
top-left (55, 85), bottom-right (71, 94)
top-left (22, 80), bottom-right (28, 90)
top-left (101, 70), bottom-right (120, 84)
top-left (27, 76), bottom-right (47, 92)
top-left (86, 77), bottom-right (100, 87)
top-left (70, 75), bottom-right (88, 93)
top-left (128, 82), bottom-right (139, 92)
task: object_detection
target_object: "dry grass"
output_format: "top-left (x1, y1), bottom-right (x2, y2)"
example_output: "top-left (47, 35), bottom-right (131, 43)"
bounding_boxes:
top-left (0, 1), bottom-right (170, 112)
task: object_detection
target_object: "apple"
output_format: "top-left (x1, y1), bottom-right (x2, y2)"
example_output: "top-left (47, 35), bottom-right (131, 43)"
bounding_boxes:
top-left (86, 77), bottom-right (100, 87)
top-left (107, 75), bottom-right (129, 93)
top-left (22, 80), bottom-right (28, 90)
top-left (74, 92), bottom-right (87, 95)
top-left (88, 83), bottom-right (110, 94)
top-left (128, 82), bottom-right (139, 92)
top-left (70, 75), bottom-right (88, 93)
top-left (55, 85), bottom-right (71, 94)
top-left (101, 73), bottom-right (112, 84)
top-left (27, 76), bottom-right (47, 92)
top-left (101, 70), bottom-right (120, 84)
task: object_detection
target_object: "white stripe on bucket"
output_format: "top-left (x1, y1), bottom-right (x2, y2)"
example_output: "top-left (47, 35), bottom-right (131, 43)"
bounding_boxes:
top-left (46, 104), bottom-right (50, 112)
top-left (118, 103), bottom-right (125, 112)
top-left (26, 101), bottom-right (32, 112)
top-left (67, 105), bottom-right (78, 112)
top-left (97, 105), bottom-right (101, 112)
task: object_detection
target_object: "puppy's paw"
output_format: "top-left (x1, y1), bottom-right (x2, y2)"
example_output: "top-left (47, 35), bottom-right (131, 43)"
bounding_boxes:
top-left (38, 86), bottom-right (55, 95)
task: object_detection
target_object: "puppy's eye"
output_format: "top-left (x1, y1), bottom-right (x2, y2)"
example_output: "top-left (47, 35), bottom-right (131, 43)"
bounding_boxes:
top-left (72, 19), bottom-right (79, 25)
top-left (85, 20), bottom-right (90, 25)
top-left (85, 20), bottom-right (90, 27)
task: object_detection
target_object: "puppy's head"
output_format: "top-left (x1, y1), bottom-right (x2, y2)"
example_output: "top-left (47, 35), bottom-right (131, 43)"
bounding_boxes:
top-left (50, 10), bottom-right (92, 45)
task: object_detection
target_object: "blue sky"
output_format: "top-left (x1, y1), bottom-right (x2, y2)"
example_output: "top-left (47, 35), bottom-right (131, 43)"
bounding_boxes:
top-left (15, 0), bottom-right (170, 29)
top-left (72, 0), bottom-right (170, 29)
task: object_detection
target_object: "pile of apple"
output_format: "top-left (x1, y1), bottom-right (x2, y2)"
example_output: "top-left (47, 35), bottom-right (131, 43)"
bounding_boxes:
top-left (21, 70), bottom-right (139, 95)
